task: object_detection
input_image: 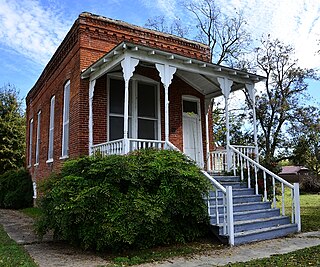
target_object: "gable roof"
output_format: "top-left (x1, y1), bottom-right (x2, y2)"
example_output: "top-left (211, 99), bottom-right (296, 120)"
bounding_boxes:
top-left (279, 166), bottom-right (309, 175)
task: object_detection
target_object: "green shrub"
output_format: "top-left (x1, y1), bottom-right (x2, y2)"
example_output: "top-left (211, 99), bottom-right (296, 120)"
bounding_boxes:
top-left (36, 149), bottom-right (211, 251)
top-left (300, 175), bottom-right (320, 193)
top-left (0, 168), bottom-right (33, 209)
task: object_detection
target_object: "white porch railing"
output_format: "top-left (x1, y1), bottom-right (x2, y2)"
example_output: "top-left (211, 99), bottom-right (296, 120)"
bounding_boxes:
top-left (92, 139), bottom-right (167, 156)
top-left (129, 139), bottom-right (166, 151)
top-left (92, 139), bottom-right (124, 156)
top-left (228, 145), bottom-right (301, 231)
top-left (209, 145), bottom-right (255, 174)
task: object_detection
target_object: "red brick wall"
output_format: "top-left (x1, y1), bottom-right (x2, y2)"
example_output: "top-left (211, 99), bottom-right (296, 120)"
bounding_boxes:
top-left (26, 26), bottom-right (81, 182)
top-left (26, 12), bottom-right (212, 182)
top-left (93, 75), bottom-right (107, 144)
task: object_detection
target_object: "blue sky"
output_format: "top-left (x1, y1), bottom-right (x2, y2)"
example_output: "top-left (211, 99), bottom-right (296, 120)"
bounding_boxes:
top-left (0, 0), bottom-right (319, 107)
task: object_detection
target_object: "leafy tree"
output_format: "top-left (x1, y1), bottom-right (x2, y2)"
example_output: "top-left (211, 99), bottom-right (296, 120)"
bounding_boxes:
top-left (251, 36), bottom-right (317, 167)
top-left (212, 104), bottom-right (252, 147)
top-left (0, 84), bottom-right (26, 174)
top-left (290, 106), bottom-right (320, 176)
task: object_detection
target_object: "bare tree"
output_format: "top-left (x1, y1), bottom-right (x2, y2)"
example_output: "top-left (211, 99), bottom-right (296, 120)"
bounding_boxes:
top-left (145, 16), bottom-right (189, 38)
top-left (183, 0), bottom-right (251, 65)
top-left (145, 0), bottom-right (251, 66)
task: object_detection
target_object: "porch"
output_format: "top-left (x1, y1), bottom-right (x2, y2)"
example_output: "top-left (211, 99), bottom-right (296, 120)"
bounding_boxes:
top-left (82, 42), bottom-right (263, 169)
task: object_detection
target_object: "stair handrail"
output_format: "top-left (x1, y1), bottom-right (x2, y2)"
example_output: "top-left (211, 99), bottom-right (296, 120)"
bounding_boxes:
top-left (228, 144), bottom-right (301, 232)
top-left (166, 141), bottom-right (235, 245)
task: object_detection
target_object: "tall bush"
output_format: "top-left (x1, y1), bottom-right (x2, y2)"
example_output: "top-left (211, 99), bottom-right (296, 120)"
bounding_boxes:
top-left (37, 149), bottom-right (211, 251)
top-left (0, 168), bottom-right (33, 209)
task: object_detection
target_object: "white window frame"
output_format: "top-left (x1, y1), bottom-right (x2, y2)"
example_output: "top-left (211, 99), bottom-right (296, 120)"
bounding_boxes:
top-left (107, 73), bottom-right (161, 141)
top-left (35, 111), bottom-right (41, 166)
top-left (28, 118), bottom-right (33, 168)
top-left (61, 81), bottom-right (70, 158)
top-left (47, 95), bottom-right (55, 163)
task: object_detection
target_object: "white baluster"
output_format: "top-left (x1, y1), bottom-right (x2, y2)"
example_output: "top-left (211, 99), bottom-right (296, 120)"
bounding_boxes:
top-left (223, 194), bottom-right (226, 235)
top-left (272, 177), bottom-right (276, 208)
top-left (215, 190), bottom-right (219, 225)
top-left (240, 154), bottom-right (244, 181)
top-left (247, 159), bottom-right (251, 188)
top-left (233, 152), bottom-right (236, 176)
top-left (263, 171), bottom-right (267, 201)
top-left (255, 165), bottom-right (258, 195)
top-left (291, 188), bottom-right (294, 223)
top-left (281, 183), bottom-right (285, 216)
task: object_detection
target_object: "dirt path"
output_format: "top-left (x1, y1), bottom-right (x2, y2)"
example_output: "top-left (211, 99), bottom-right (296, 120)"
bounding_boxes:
top-left (0, 209), bottom-right (110, 267)
top-left (1, 209), bottom-right (320, 267)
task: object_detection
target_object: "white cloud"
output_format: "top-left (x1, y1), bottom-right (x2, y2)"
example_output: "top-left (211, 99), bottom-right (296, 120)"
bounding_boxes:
top-left (0, 0), bottom-right (72, 65)
top-left (217, 0), bottom-right (320, 69)
top-left (139, 0), bottom-right (179, 19)
top-left (140, 0), bottom-right (320, 69)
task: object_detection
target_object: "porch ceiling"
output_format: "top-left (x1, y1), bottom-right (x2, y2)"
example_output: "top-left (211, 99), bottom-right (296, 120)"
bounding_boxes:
top-left (81, 42), bottom-right (265, 97)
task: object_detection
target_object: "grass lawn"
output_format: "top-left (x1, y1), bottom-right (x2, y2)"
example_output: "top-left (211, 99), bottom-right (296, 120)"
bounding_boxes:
top-left (21, 207), bottom-right (43, 219)
top-left (109, 240), bottom-right (224, 266)
top-left (278, 190), bottom-right (320, 232)
top-left (299, 192), bottom-right (320, 232)
top-left (0, 224), bottom-right (37, 267)
top-left (224, 244), bottom-right (320, 267)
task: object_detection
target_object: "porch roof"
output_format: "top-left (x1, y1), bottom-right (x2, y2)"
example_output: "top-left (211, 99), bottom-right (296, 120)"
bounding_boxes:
top-left (81, 42), bottom-right (265, 98)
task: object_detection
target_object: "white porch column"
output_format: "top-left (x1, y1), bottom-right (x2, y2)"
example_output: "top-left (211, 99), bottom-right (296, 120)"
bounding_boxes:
top-left (121, 56), bottom-right (139, 153)
top-left (205, 98), bottom-right (212, 171)
top-left (155, 64), bottom-right (176, 143)
top-left (88, 79), bottom-right (96, 156)
top-left (218, 77), bottom-right (233, 172)
top-left (245, 83), bottom-right (259, 163)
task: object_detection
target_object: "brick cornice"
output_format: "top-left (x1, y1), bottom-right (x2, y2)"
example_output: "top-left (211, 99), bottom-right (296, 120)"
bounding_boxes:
top-left (78, 12), bottom-right (211, 62)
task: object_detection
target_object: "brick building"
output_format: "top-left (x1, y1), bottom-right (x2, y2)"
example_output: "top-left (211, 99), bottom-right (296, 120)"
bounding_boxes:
top-left (26, 12), bottom-right (263, 185)
top-left (26, 13), bottom-right (303, 246)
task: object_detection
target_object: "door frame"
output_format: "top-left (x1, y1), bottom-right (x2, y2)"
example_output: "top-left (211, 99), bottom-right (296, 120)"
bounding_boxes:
top-left (182, 95), bottom-right (204, 167)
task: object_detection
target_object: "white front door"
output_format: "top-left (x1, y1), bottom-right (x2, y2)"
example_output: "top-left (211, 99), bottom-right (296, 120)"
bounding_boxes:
top-left (182, 98), bottom-right (203, 167)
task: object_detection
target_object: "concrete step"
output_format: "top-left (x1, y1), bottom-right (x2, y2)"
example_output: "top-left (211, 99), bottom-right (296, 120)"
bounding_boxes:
top-left (208, 194), bottom-right (262, 205)
top-left (212, 176), bottom-right (241, 183)
top-left (210, 201), bottom-right (271, 214)
top-left (218, 182), bottom-right (244, 188)
top-left (215, 216), bottom-right (291, 235)
top-left (209, 188), bottom-right (255, 197)
top-left (233, 224), bottom-right (298, 245)
top-left (210, 208), bottom-right (281, 224)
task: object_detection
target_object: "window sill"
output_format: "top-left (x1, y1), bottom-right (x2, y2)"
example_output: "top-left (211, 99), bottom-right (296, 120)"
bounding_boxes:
top-left (59, 155), bottom-right (69, 160)
top-left (34, 163), bottom-right (39, 167)
top-left (46, 159), bottom-right (53, 164)
top-left (27, 165), bottom-right (31, 169)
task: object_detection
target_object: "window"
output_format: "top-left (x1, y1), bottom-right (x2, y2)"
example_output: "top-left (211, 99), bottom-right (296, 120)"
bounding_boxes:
top-left (183, 100), bottom-right (198, 114)
top-left (108, 77), bottom-right (159, 141)
top-left (28, 118), bottom-right (33, 167)
top-left (35, 111), bottom-right (41, 165)
top-left (61, 81), bottom-right (70, 157)
top-left (109, 79), bottom-right (126, 141)
top-left (47, 96), bottom-right (55, 162)
top-left (137, 82), bottom-right (158, 140)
